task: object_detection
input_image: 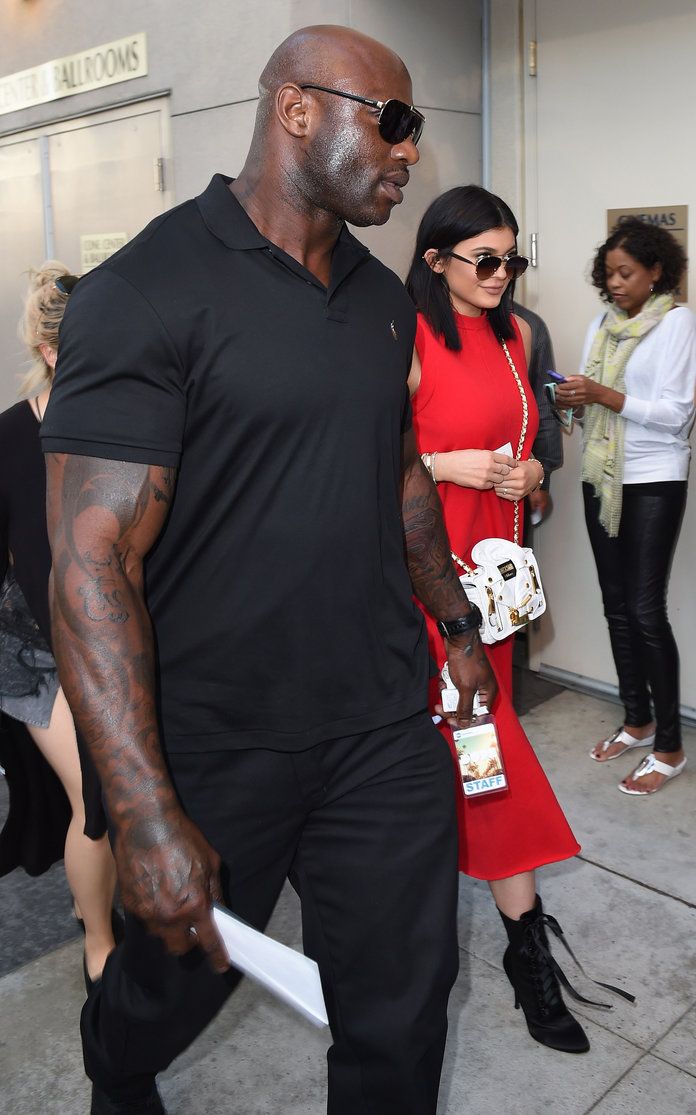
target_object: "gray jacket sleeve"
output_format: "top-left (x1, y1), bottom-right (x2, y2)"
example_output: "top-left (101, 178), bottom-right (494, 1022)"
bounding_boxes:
top-left (514, 304), bottom-right (563, 491)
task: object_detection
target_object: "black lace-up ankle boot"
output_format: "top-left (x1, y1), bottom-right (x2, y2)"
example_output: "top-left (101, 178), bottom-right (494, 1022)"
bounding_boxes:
top-left (498, 895), bottom-right (590, 1053)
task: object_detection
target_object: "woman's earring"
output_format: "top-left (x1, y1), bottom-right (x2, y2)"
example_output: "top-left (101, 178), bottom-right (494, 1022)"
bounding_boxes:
top-left (650, 283), bottom-right (655, 292)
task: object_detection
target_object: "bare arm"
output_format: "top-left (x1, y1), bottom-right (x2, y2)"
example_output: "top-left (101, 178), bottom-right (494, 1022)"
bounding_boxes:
top-left (45, 453), bottom-right (228, 970)
top-left (513, 314), bottom-right (532, 367)
top-left (401, 429), bottom-right (497, 725)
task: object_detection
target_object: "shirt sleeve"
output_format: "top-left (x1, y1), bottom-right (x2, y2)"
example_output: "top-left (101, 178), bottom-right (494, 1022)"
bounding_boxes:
top-left (527, 316), bottom-right (563, 484)
top-left (41, 268), bottom-right (187, 466)
top-left (620, 311), bottom-right (696, 435)
top-left (578, 314), bottom-right (605, 374)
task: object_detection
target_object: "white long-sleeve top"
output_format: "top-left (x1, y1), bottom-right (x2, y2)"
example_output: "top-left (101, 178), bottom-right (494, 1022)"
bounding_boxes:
top-left (580, 305), bottom-right (696, 483)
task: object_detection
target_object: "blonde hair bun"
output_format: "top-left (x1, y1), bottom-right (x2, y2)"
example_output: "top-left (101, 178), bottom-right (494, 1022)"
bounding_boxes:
top-left (28, 260), bottom-right (71, 293)
top-left (18, 258), bottom-right (74, 398)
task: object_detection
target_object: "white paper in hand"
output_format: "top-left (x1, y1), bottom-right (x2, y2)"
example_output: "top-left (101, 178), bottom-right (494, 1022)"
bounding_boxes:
top-left (212, 904), bottom-right (329, 1027)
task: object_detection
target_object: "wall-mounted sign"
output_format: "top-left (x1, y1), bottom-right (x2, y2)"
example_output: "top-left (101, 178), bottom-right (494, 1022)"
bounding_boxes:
top-left (607, 205), bottom-right (688, 301)
top-left (0, 34), bottom-right (147, 117)
top-left (80, 232), bottom-right (128, 274)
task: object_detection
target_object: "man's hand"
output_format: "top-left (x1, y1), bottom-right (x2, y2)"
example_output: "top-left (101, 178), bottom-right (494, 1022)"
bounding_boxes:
top-left (115, 806), bottom-right (229, 972)
top-left (45, 453), bottom-right (229, 972)
top-left (527, 488), bottom-right (551, 521)
top-left (434, 631), bottom-right (498, 728)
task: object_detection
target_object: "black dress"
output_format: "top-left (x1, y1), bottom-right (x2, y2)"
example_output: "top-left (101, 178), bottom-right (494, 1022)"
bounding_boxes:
top-left (0, 401), bottom-right (54, 642)
top-left (0, 400), bottom-right (105, 876)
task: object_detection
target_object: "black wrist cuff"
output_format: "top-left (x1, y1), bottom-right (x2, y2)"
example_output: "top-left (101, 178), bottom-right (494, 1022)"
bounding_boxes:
top-left (437, 604), bottom-right (483, 640)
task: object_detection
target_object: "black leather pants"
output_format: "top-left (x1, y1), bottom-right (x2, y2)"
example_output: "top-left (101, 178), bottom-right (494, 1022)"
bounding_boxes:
top-left (583, 481), bottom-right (687, 753)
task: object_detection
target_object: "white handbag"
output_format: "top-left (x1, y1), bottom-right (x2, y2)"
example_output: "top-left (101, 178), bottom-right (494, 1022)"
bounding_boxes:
top-left (455, 537), bottom-right (546, 644)
top-left (450, 341), bottom-right (546, 645)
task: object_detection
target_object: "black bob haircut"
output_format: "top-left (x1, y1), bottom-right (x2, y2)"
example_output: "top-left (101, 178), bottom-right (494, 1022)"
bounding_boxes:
top-left (405, 184), bottom-right (520, 351)
top-left (591, 217), bottom-right (687, 302)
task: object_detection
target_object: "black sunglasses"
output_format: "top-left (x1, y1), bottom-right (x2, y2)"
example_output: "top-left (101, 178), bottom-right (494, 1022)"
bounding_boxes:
top-left (300, 84), bottom-right (425, 145)
top-left (446, 251), bottom-right (529, 281)
top-left (55, 274), bottom-right (81, 295)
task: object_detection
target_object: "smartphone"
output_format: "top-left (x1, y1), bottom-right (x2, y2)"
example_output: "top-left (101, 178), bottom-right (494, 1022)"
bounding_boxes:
top-left (543, 381), bottom-right (557, 406)
top-left (544, 377), bottom-right (574, 429)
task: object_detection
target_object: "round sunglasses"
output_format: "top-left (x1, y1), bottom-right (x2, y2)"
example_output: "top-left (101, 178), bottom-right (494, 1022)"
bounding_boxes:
top-left (447, 250), bottom-right (529, 281)
top-left (299, 84), bottom-right (425, 146)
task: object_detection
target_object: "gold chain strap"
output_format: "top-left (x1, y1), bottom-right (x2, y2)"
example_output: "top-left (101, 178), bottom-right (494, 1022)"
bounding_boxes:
top-left (451, 339), bottom-right (528, 575)
top-left (501, 339), bottom-right (529, 545)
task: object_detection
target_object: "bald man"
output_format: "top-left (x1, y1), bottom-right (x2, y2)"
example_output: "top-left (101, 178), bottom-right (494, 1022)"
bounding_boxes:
top-left (42, 25), bottom-right (495, 1115)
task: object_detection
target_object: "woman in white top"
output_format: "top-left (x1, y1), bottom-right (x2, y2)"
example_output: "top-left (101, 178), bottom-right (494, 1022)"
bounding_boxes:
top-left (556, 218), bottom-right (695, 794)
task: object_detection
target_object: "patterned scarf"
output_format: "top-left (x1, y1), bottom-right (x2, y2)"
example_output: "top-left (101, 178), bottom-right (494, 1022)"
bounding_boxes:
top-left (581, 292), bottom-right (674, 536)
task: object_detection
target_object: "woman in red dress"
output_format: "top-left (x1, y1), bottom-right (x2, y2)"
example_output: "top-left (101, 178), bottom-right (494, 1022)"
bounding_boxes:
top-left (405, 186), bottom-right (587, 1053)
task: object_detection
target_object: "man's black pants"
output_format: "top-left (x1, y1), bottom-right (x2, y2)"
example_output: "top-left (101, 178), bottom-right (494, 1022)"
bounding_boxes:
top-left (81, 710), bottom-right (460, 1114)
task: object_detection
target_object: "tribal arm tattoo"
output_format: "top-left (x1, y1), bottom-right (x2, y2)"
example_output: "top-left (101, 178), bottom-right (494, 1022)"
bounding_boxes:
top-left (401, 428), bottom-right (497, 718)
top-left (402, 429), bottom-right (477, 634)
top-left (45, 454), bottom-right (227, 964)
top-left (45, 454), bottom-right (178, 828)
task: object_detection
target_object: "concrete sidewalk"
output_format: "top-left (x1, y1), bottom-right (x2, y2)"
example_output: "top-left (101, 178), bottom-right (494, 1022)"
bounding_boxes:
top-left (1, 688), bottom-right (695, 1114)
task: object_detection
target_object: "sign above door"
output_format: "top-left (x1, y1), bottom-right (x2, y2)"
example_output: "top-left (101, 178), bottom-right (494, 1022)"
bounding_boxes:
top-left (0, 33), bottom-right (148, 117)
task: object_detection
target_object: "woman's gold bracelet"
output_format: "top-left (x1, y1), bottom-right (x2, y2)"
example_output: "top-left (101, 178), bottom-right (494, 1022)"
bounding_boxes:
top-left (528, 455), bottom-right (545, 491)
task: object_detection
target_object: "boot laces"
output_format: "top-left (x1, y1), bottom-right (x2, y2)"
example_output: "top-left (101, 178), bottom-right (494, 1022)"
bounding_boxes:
top-left (526, 912), bottom-right (635, 1011)
top-left (525, 923), bottom-right (563, 1016)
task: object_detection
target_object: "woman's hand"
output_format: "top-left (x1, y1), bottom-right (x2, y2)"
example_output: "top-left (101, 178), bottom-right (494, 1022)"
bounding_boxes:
top-left (436, 449), bottom-right (517, 490)
top-left (554, 374), bottom-right (597, 406)
top-left (493, 458), bottom-right (543, 501)
top-left (555, 374), bottom-right (625, 414)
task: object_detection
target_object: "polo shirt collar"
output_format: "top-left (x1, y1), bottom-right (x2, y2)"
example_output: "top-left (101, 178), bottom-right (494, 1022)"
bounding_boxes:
top-left (329, 225), bottom-right (371, 296)
top-left (196, 174), bottom-right (371, 286)
top-left (196, 174), bottom-right (267, 250)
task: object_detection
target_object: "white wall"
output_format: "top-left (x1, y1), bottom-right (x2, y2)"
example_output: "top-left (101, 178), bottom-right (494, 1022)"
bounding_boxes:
top-left (350, 0), bottom-right (482, 278)
top-left (0, 1), bottom-right (482, 409)
top-left (0, 0), bottom-right (482, 257)
top-left (169, 0), bottom-right (484, 277)
top-left (490, 0), bottom-right (696, 712)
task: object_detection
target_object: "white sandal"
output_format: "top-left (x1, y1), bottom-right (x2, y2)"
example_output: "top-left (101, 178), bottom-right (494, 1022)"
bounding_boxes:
top-left (618, 752), bottom-right (687, 795)
top-left (590, 726), bottom-right (655, 762)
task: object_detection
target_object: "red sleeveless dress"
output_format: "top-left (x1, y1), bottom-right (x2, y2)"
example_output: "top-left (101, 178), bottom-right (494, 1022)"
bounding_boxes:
top-left (413, 311), bottom-right (580, 879)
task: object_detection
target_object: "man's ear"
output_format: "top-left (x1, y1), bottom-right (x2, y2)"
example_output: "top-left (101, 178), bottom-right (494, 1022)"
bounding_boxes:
top-left (423, 248), bottom-right (445, 273)
top-left (276, 83), bottom-right (310, 138)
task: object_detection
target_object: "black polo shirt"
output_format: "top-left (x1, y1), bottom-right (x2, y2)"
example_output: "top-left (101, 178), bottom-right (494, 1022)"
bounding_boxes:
top-left (41, 174), bottom-right (428, 751)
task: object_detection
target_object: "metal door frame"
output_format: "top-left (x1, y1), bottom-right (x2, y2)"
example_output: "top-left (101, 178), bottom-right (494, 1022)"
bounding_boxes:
top-left (0, 94), bottom-right (173, 259)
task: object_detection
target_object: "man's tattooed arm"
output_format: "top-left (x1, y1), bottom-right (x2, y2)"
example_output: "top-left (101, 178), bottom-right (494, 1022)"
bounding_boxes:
top-left (401, 429), bottom-right (497, 724)
top-left (45, 454), bottom-right (228, 970)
